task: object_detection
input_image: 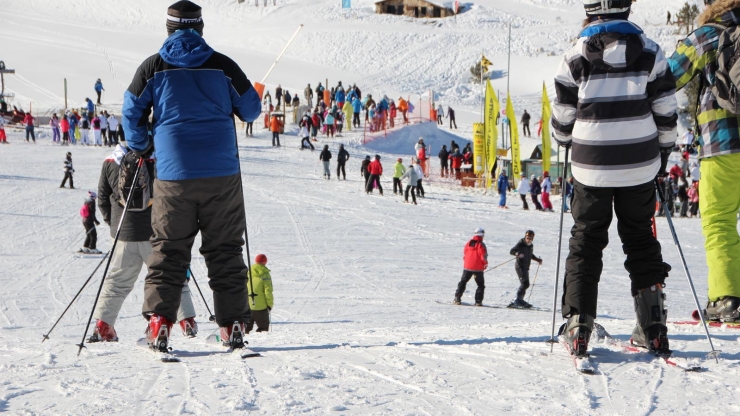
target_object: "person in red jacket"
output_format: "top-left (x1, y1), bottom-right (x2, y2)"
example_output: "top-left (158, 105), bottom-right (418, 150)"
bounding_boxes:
top-left (366, 154), bottom-right (384, 195)
top-left (449, 151), bottom-right (463, 178)
top-left (60, 117), bottom-right (70, 145)
top-left (23, 112), bottom-right (36, 143)
top-left (454, 228), bottom-right (489, 306)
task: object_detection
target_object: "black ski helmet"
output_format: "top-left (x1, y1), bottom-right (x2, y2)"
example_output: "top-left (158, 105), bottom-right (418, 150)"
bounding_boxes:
top-left (525, 230), bottom-right (535, 238)
top-left (704, 0), bottom-right (716, 4)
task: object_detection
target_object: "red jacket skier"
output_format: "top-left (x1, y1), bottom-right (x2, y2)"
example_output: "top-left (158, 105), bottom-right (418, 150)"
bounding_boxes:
top-left (454, 228), bottom-right (489, 306)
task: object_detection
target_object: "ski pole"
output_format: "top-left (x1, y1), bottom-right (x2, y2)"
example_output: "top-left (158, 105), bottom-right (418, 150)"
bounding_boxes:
top-left (42, 250), bottom-right (110, 342)
top-left (654, 178), bottom-right (720, 363)
top-left (76, 157), bottom-right (144, 356)
top-left (526, 263), bottom-right (541, 303)
top-left (547, 145), bottom-right (569, 350)
top-left (188, 268), bottom-right (216, 322)
top-left (483, 257), bottom-right (515, 272)
top-left (233, 124), bottom-right (257, 308)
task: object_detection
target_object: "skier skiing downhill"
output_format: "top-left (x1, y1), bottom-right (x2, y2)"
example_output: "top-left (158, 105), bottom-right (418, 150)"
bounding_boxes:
top-left (668, 0), bottom-right (740, 322)
top-left (552, 0), bottom-right (677, 356)
top-left (509, 230), bottom-right (542, 308)
top-left (454, 228), bottom-right (488, 306)
top-left (121, 0), bottom-right (262, 353)
top-left (79, 192), bottom-right (101, 254)
top-left (88, 144), bottom-right (199, 343)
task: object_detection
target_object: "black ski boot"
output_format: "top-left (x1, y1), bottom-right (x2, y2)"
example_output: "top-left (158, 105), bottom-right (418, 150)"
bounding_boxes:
top-left (631, 285), bottom-right (670, 355)
top-left (219, 321), bottom-right (247, 349)
top-left (558, 314), bottom-right (593, 357)
top-left (702, 296), bottom-right (740, 322)
top-left (453, 297), bottom-right (461, 305)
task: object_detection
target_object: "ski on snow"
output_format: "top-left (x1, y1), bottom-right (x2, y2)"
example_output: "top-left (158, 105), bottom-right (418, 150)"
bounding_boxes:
top-left (556, 337), bottom-right (597, 374)
top-left (668, 310), bottom-right (740, 330)
top-left (204, 330), bottom-right (261, 359)
top-left (135, 338), bottom-right (180, 363)
top-left (435, 300), bottom-right (550, 312)
top-left (592, 323), bottom-right (703, 372)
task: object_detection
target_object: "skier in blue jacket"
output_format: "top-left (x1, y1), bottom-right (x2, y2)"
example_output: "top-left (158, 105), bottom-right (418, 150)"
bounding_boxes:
top-left (122, 0), bottom-right (262, 353)
top-left (351, 97), bottom-right (362, 128)
top-left (497, 171), bottom-right (509, 208)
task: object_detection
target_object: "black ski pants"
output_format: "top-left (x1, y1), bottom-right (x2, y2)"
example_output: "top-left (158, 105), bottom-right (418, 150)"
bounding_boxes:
top-left (520, 194), bottom-right (529, 210)
top-left (516, 266), bottom-right (529, 299)
top-left (366, 174), bottom-right (383, 194)
top-left (83, 222), bottom-right (97, 250)
top-left (246, 122), bottom-right (253, 136)
top-left (301, 137), bottom-right (314, 150)
top-left (143, 174), bottom-right (248, 327)
top-left (337, 162), bottom-right (346, 179)
top-left (404, 185), bottom-right (417, 203)
top-left (562, 179), bottom-right (669, 319)
top-left (522, 123), bottom-right (530, 137)
top-left (455, 270), bottom-right (485, 303)
top-left (246, 308), bottom-right (270, 333)
top-left (60, 172), bottom-right (74, 188)
top-left (393, 178), bottom-right (402, 194)
top-left (272, 132), bottom-right (280, 146)
top-left (531, 193), bottom-right (543, 210)
top-left (353, 112), bottom-right (360, 128)
top-left (450, 118), bottom-right (457, 129)
top-left (416, 179), bottom-right (425, 197)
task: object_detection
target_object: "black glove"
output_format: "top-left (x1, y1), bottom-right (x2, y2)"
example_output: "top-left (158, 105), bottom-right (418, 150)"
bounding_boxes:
top-left (658, 147), bottom-right (671, 177)
top-left (267, 306), bottom-right (272, 311)
top-left (95, 220), bottom-right (100, 226)
top-left (131, 140), bottom-right (153, 159)
top-left (556, 139), bottom-right (571, 149)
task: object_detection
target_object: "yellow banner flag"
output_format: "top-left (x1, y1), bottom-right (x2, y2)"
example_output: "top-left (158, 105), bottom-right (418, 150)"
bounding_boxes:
top-left (473, 123), bottom-right (485, 174)
top-left (541, 82), bottom-right (552, 174)
top-left (481, 55), bottom-right (492, 72)
top-left (484, 80), bottom-right (499, 188)
top-left (506, 92), bottom-right (521, 179)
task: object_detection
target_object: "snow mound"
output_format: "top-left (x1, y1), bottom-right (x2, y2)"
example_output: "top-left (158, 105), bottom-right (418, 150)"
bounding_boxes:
top-left (364, 122), bottom-right (471, 156)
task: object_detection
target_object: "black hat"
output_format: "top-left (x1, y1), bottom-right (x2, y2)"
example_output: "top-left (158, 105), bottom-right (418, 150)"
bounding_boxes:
top-left (167, 1), bottom-right (204, 36)
top-left (375, 154), bottom-right (381, 159)
top-left (525, 230), bottom-right (535, 237)
top-left (66, 152), bottom-right (72, 156)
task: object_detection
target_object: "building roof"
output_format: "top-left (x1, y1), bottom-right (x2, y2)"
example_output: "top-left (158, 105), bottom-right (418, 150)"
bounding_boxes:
top-left (374, 0), bottom-right (450, 8)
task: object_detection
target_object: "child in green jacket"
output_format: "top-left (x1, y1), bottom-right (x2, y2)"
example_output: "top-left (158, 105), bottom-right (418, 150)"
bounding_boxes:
top-left (246, 254), bottom-right (274, 333)
top-left (393, 158), bottom-right (406, 195)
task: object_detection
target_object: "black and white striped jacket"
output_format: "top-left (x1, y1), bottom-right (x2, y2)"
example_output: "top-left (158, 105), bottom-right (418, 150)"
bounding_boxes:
top-left (552, 20), bottom-right (677, 187)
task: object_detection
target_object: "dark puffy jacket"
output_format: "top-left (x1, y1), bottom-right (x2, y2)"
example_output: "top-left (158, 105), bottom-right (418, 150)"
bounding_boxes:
top-left (361, 159), bottom-right (371, 175)
top-left (530, 178), bottom-right (541, 195)
top-left (338, 147), bottom-right (350, 164)
top-left (319, 149), bottom-right (332, 162)
top-left (122, 30), bottom-right (261, 181)
top-left (438, 147), bottom-right (449, 161)
top-left (463, 236), bottom-right (488, 271)
top-left (98, 145), bottom-right (155, 241)
top-left (510, 238), bottom-right (541, 271)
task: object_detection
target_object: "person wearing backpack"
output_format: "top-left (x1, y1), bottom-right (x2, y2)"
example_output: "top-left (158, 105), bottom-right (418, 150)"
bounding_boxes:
top-left (121, 1), bottom-right (262, 352)
top-left (88, 144), bottom-right (199, 343)
top-left (668, 0), bottom-right (740, 322)
top-left (552, 0), bottom-right (676, 356)
top-left (79, 191), bottom-right (101, 254)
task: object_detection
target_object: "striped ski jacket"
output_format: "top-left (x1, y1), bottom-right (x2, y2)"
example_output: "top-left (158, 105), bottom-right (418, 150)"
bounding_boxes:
top-left (668, 2), bottom-right (740, 159)
top-left (552, 20), bottom-right (677, 187)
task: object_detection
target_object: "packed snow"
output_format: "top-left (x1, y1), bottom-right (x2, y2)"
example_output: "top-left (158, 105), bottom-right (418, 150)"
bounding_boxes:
top-left (1, 0), bottom-right (738, 414)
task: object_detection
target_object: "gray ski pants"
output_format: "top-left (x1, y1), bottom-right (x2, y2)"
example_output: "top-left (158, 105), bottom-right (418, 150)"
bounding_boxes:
top-left (143, 174), bottom-right (248, 327)
top-left (94, 241), bottom-right (196, 326)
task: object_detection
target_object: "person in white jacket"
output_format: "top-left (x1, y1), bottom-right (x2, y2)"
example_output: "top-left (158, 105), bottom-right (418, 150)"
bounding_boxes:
top-left (107, 114), bottom-right (119, 145)
top-left (436, 104), bottom-right (444, 125)
top-left (412, 159), bottom-right (425, 198)
top-left (400, 164), bottom-right (419, 204)
top-left (517, 173), bottom-right (530, 210)
top-left (99, 111), bottom-right (109, 146)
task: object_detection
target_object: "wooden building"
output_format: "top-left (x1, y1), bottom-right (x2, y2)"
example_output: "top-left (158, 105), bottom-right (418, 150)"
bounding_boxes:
top-left (374, 0), bottom-right (456, 18)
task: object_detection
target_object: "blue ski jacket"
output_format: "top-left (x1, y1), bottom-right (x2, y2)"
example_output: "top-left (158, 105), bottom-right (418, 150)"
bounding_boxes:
top-left (122, 30), bottom-right (261, 180)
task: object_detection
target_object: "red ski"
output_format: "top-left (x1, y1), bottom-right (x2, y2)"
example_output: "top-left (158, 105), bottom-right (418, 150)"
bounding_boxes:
top-left (670, 310), bottom-right (740, 330)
